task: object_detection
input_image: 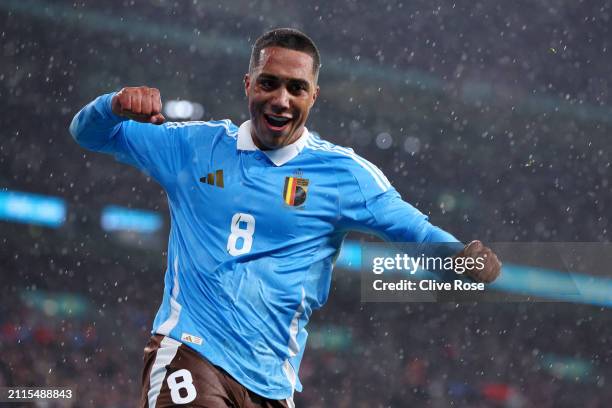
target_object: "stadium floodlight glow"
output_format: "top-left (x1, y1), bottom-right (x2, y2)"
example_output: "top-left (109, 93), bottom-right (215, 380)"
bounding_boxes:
top-left (403, 136), bottom-right (421, 155)
top-left (375, 132), bottom-right (393, 149)
top-left (101, 205), bottom-right (163, 233)
top-left (0, 190), bottom-right (66, 227)
top-left (21, 290), bottom-right (89, 317)
top-left (164, 99), bottom-right (205, 120)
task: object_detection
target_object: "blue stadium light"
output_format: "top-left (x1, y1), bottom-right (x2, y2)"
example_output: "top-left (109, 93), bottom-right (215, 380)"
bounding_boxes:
top-left (335, 240), bottom-right (362, 269)
top-left (101, 205), bottom-right (163, 233)
top-left (0, 190), bottom-right (66, 228)
top-left (489, 264), bottom-right (612, 308)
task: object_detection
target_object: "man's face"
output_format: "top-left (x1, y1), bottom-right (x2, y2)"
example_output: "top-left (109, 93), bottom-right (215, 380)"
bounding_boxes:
top-left (245, 46), bottom-right (319, 150)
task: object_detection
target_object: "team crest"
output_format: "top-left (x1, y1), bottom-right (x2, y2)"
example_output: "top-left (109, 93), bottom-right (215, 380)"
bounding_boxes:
top-left (283, 176), bottom-right (309, 207)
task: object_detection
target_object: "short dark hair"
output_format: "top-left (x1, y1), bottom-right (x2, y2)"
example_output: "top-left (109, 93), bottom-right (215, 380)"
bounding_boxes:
top-left (249, 28), bottom-right (321, 80)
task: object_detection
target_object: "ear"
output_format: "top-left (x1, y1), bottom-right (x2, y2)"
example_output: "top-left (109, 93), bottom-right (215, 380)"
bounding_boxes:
top-left (311, 85), bottom-right (320, 107)
top-left (244, 74), bottom-right (251, 97)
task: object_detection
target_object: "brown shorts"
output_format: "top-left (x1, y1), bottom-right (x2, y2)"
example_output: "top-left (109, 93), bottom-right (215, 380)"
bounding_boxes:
top-left (139, 335), bottom-right (293, 408)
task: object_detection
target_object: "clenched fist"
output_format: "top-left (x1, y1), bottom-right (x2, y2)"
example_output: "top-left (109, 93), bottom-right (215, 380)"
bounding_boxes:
top-left (455, 240), bottom-right (501, 283)
top-left (111, 86), bottom-right (166, 125)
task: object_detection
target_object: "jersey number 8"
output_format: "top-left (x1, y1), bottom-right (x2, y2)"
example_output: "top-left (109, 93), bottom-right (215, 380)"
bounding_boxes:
top-left (227, 213), bottom-right (256, 256)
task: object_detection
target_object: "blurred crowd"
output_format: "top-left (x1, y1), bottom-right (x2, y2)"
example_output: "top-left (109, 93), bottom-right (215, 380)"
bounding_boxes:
top-left (2, 0), bottom-right (611, 406)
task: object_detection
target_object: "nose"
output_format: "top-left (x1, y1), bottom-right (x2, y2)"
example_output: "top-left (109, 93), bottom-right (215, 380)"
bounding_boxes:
top-left (270, 86), bottom-right (290, 112)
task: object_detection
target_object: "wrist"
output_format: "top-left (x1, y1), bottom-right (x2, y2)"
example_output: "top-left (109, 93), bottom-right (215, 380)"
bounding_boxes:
top-left (100, 92), bottom-right (129, 122)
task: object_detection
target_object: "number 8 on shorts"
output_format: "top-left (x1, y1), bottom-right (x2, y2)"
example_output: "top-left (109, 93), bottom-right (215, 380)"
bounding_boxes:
top-left (167, 369), bottom-right (197, 404)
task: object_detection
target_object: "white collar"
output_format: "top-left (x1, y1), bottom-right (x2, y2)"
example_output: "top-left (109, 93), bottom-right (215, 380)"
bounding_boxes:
top-left (237, 120), bottom-right (310, 166)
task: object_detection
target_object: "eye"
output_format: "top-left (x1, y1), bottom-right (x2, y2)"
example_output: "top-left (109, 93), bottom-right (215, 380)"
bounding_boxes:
top-left (259, 78), bottom-right (276, 90)
top-left (288, 82), bottom-right (307, 95)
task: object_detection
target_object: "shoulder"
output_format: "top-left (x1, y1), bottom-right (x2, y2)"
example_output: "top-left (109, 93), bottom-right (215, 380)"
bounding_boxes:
top-left (304, 133), bottom-right (392, 194)
top-left (165, 119), bottom-right (238, 137)
top-left (160, 119), bottom-right (239, 151)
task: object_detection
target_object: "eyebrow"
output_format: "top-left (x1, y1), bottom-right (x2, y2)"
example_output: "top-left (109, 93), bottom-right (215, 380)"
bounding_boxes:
top-left (258, 73), bottom-right (311, 90)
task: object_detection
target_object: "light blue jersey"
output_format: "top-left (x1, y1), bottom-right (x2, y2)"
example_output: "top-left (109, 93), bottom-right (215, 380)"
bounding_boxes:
top-left (70, 93), bottom-right (459, 399)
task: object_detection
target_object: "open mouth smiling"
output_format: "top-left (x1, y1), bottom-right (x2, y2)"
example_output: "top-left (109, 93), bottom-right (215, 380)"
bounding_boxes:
top-left (264, 114), bottom-right (292, 129)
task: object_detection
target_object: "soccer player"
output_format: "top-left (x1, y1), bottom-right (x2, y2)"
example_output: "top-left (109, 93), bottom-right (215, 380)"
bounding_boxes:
top-left (70, 28), bottom-right (500, 407)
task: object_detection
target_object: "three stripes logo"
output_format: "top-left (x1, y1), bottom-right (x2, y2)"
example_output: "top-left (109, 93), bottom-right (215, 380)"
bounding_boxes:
top-left (200, 170), bottom-right (224, 188)
top-left (283, 176), bottom-right (309, 207)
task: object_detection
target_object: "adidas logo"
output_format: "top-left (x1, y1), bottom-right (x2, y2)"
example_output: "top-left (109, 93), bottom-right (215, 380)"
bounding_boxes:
top-left (200, 170), bottom-right (224, 188)
top-left (181, 332), bottom-right (203, 346)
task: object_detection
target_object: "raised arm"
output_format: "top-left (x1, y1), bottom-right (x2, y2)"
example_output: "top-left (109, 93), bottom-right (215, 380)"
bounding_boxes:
top-left (70, 87), bottom-right (164, 149)
top-left (69, 87), bottom-right (188, 186)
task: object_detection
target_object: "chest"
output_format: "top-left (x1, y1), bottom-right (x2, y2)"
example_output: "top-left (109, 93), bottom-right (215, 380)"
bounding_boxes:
top-left (175, 148), bottom-right (339, 245)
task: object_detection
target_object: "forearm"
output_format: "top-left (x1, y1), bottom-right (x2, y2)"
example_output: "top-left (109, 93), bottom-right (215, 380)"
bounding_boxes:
top-left (69, 92), bottom-right (126, 152)
top-left (366, 195), bottom-right (464, 263)
top-left (367, 193), bottom-right (460, 244)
